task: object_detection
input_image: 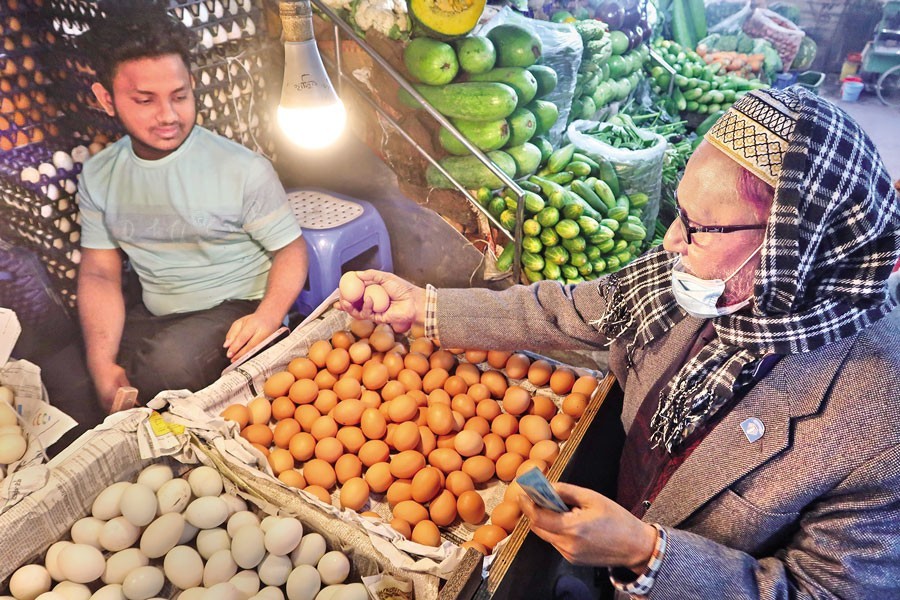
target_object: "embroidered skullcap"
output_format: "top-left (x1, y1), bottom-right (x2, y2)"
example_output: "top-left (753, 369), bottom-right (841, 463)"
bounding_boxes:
top-left (703, 89), bottom-right (799, 187)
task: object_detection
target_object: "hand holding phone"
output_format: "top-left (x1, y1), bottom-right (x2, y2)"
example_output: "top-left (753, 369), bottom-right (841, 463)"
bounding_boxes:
top-left (516, 467), bottom-right (570, 513)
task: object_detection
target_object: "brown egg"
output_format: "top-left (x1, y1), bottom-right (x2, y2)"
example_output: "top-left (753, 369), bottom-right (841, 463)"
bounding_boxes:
top-left (417, 426), bottom-right (437, 456)
top-left (381, 380), bottom-right (406, 401)
top-left (408, 390), bottom-right (429, 407)
top-left (360, 363), bottom-right (389, 391)
top-left (272, 396), bottom-right (296, 421)
top-left (481, 371), bottom-right (508, 399)
top-left (315, 437), bottom-right (344, 464)
top-left (461, 541), bottom-right (488, 555)
top-left (482, 433), bottom-right (506, 462)
top-left (360, 408), bottom-right (387, 440)
top-left (443, 376), bottom-right (468, 398)
top-left (336, 427), bottom-right (365, 455)
top-left (527, 360), bottom-right (553, 387)
top-left (364, 461), bottom-right (394, 493)
top-left (504, 481), bottom-right (525, 503)
top-left (427, 388), bottom-right (451, 406)
top-left (335, 453), bottom-right (363, 483)
top-left (333, 399), bottom-right (365, 425)
top-left (386, 421), bottom-right (399, 446)
top-left (562, 393), bottom-right (588, 419)
top-left (491, 501), bottom-right (522, 534)
top-left (314, 369), bottom-right (338, 391)
top-left (273, 419), bottom-right (302, 449)
top-left (409, 338), bottom-right (434, 357)
top-left (252, 443), bottom-right (270, 457)
top-left (264, 371), bottom-right (296, 399)
top-left (519, 415), bottom-right (552, 444)
top-left (331, 330), bottom-right (355, 350)
top-left (486, 351), bottom-right (512, 370)
top-left (463, 416), bottom-right (490, 438)
top-left (304, 485), bottom-right (332, 505)
top-left (381, 352), bottom-right (404, 378)
top-left (453, 430), bottom-right (484, 458)
top-left (248, 397), bottom-right (272, 425)
top-left (314, 390), bottom-right (339, 415)
top-left (504, 354), bottom-right (531, 380)
top-left (445, 471), bottom-right (475, 497)
top-left (464, 350), bottom-right (487, 364)
top-left (386, 479), bottom-right (412, 506)
top-left (369, 330), bottom-right (395, 353)
top-left (462, 456), bottom-right (495, 484)
top-left (391, 421), bottom-right (419, 452)
top-left (404, 352), bottom-right (430, 376)
top-left (572, 375), bottom-right (599, 397)
top-left (308, 340), bottom-right (333, 368)
top-left (456, 490), bottom-right (486, 525)
top-left (429, 350), bottom-right (457, 372)
top-left (451, 394), bottom-right (476, 419)
top-left (410, 466), bottom-right (443, 503)
top-left (359, 440), bottom-right (390, 466)
top-left (491, 414), bottom-right (519, 438)
top-left (505, 434), bottom-right (533, 458)
top-left (278, 470), bottom-right (306, 489)
top-left (342, 363), bottom-right (364, 383)
top-left (501, 386), bottom-right (532, 416)
top-left (348, 341), bottom-right (372, 365)
top-left (530, 439), bottom-right (560, 464)
top-left (397, 369), bottom-right (423, 392)
top-left (295, 405), bottom-right (321, 432)
top-left (289, 432), bottom-right (316, 461)
top-left (455, 363), bottom-right (482, 386)
top-left (393, 500), bottom-right (428, 526)
top-left (241, 423), bottom-right (273, 447)
top-left (475, 399), bottom-right (501, 421)
top-left (451, 410), bottom-right (466, 433)
top-left (220, 404), bottom-right (250, 428)
top-left (473, 524), bottom-right (507, 552)
top-left (549, 367), bottom-right (576, 395)
top-left (390, 518), bottom-right (412, 539)
top-left (422, 368), bottom-right (450, 394)
top-left (360, 511), bottom-right (382, 521)
top-left (411, 520), bottom-right (442, 547)
top-left (415, 407), bottom-right (429, 427)
top-left (289, 379), bottom-right (318, 405)
top-left (428, 489), bottom-right (457, 526)
top-left (287, 357), bottom-right (318, 380)
top-left (339, 477), bottom-right (370, 511)
top-left (310, 415), bottom-right (338, 440)
top-left (515, 458), bottom-right (548, 478)
top-left (303, 459), bottom-right (337, 489)
top-left (349, 318), bottom-right (376, 338)
top-left (390, 450), bottom-right (426, 479)
top-left (495, 452), bottom-right (525, 482)
top-left (428, 448), bottom-right (463, 474)
top-left (360, 390), bottom-right (382, 410)
top-left (426, 403), bottom-right (454, 435)
top-left (550, 413), bottom-right (576, 441)
top-left (267, 448), bottom-right (294, 475)
top-left (528, 395), bottom-right (558, 422)
top-left (389, 395), bottom-right (419, 423)
top-left (333, 379), bottom-right (362, 402)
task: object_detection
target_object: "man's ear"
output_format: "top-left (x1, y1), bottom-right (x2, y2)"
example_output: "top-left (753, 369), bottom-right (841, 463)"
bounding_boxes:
top-left (91, 82), bottom-right (116, 117)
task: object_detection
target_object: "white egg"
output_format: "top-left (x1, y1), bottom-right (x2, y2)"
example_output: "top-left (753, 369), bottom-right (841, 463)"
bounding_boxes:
top-left (203, 582), bottom-right (242, 600)
top-left (0, 433), bottom-right (25, 464)
top-left (156, 478), bottom-right (191, 514)
top-left (38, 163), bottom-right (57, 178)
top-left (0, 403), bottom-right (18, 426)
top-left (70, 145), bottom-right (90, 164)
top-left (258, 553), bottom-right (293, 587)
top-left (120, 484), bottom-right (158, 526)
top-left (0, 385), bottom-right (14, 405)
top-left (219, 493), bottom-right (247, 516)
top-left (139, 512), bottom-right (184, 558)
top-left (20, 166), bottom-right (41, 183)
top-left (64, 179), bottom-right (77, 194)
top-left (88, 142), bottom-right (105, 155)
top-left (316, 552), bottom-right (349, 586)
top-left (184, 496), bottom-right (228, 529)
top-left (230, 570), bottom-right (261, 597)
top-left (52, 151), bottom-right (74, 171)
top-left (259, 515), bottom-right (279, 533)
top-left (285, 564), bottom-right (320, 600)
top-left (88, 584), bottom-right (125, 600)
top-left (187, 467), bottom-right (223, 498)
top-left (255, 586), bottom-right (285, 600)
top-left (264, 518), bottom-right (304, 556)
top-left (35, 592), bottom-right (66, 600)
top-left (314, 585), bottom-right (343, 600)
top-left (203, 548), bottom-right (238, 587)
top-left (334, 583), bottom-right (367, 600)
top-left (71, 517), bottom-right (106, 549)
top-left (226, 510), bottom-right (260, 537)
top-left (231, 525), bottom-right (265, 569)
top-left (291, 533), bottom-right (326, 567)
top-left (178, 521), bottom-right (199, 545)
top-left (92, 481), bottom-right (130, 520)
top-left (196, 527), bottom-right (231, 560)
top-left (0, 425), bottom-right (22, 436)
top-left (136, 464), bottom-right (173, 492)
top-left (121, 566), bottom-right (164, 600)
top-left (174, 588), bottom-right (205, 600)
top-left (163, 545), bottom-right (203, 589)
top-left (10, 564), bottom-right (51, 600)
top-left (59, 544), bottom-right (106, 584)
top-left (99, 517), bottom-right (141, 552)
top-left (102, 548), bottom-right (149, 585)
top-left (45, 541), bottom-right (72, 581)
top-left (53, 581), bottom-right (92, 600)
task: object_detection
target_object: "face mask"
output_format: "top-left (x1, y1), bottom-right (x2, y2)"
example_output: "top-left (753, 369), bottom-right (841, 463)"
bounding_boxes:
top-left (671, 243), bottom-right (763, 319)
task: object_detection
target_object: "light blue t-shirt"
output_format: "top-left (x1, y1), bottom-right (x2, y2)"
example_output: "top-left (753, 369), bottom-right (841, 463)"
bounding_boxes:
top-left (78, 127), bottom-right (302, 316)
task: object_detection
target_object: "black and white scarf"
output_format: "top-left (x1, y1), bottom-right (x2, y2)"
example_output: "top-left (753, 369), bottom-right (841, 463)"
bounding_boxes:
top-left (595, 87), bottom-right (900, 452)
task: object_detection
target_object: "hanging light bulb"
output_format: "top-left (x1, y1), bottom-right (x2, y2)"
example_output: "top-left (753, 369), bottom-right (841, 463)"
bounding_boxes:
top-left (277, 0), bottom-right (346, 149)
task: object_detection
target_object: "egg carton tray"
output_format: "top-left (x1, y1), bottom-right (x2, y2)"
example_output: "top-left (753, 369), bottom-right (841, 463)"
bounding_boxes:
top-left (43, 0), bottom-right (101, 35)
top-left (1, 24), bottom-right (59, 56)
top-left (0, 0), bottom-right (49, 15)
top-left (0, 135), bottom-right (87, 193)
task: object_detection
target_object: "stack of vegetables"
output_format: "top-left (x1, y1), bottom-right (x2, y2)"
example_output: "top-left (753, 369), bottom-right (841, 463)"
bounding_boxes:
top-left (486, 142), bottom-right (649, 283)
top-left (696, 32), bottom-right (783, 80)
top-left (399, 24), bottom-right (562, 189)
top-left (646, 38), bottom-right (767, 116)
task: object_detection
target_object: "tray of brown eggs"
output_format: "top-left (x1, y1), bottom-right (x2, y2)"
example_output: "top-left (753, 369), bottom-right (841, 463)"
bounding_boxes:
top-left (213, 313), bottom-right (609, 572)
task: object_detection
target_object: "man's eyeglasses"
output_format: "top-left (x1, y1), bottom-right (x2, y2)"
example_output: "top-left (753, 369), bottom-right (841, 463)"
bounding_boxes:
top-left (675, 190), bottom-right (766, 245)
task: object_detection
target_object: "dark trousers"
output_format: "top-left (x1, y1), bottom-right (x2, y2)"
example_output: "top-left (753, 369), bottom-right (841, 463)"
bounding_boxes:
top-left (118, 299), bottom-right (260, 403)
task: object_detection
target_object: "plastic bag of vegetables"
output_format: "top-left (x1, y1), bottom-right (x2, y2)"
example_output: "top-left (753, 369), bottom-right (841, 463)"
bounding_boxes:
top-left (566, 118), bottom-right (666, 233)
top-left (708, 0), bottom-right (751, 34)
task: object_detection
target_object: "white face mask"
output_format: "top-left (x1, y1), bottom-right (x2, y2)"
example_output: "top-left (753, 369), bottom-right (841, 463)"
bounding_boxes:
top-left (671, 243), bottom-right (763, 318)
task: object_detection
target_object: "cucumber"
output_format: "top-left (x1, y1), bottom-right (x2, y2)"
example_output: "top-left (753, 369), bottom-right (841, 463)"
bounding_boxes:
top-left (571, 180), bottom-right (607, 215)
top-left (495, 243), bottom-right (514, 271)
top-left (542, 261), bottom-right (562, 280)
top-left (438, 118), bottom-right (510, 155)
top-left (524, 268), bottom-right (543, 283)
top-left (577, 216), bottom-right (600, 236)
top-left (488, 196), bottom-right (506, 218)
top-left (564, 161), bottom-right (592, 178)
top-left (597, 161), bottom-right (620, 197)
top-left (523, 218), bottom-right (541, 236)
top-left (619, 222), bottom-right (647, 241)
top-left (562, 236), bottom-right (586, 253)
top-left (499, 209), bottom-right (517, 231)
top-left (592, 179), bottom-right (617, 210)
top-left (536, 206), bottom-right (560, 228)
top-left (544, 171), bottom-right (575, 185)
top-left (407, 82), bottom-right (518, 121)
top-left (404, 38), bottom-right (459, 86)
top-left (596, 238), bottom-right (615, 254)
top-left (540, 227), bottom-right (560, 247)
top-left (547, 144), bottom-right (575, 174)
top-left (506, 107), bottom-right (537, 146)
top-left (577, 262), bottom-right (593, 277)
top-left (454, 35), bottom-right (496, 75)
top-left (569, 252), bottom-right (588, 268)
top-left (469, 67), bottom-right (539, 108)
top-left (521, 251), bottom-right (545, 272)
top-left (505, 142), bottom-right (542, 178)
top-left (526, 64), bottom-right (558, 97)
top-left (426, 150), bottom-right (517, 189)
top-left (527, 100), bottom-right (560, 137)
top-left (531, 135), bottom-right (554, 164)
top-left (571, 153), bottom-right (600, 174)
top-left (600, 218), bottom-right (620, 232)
top-left (561, 264), bottom-right (579, 280)
top-left (554, 219), bottom-right (580, 240)
top-left (522, 236), bottom-right (543, 254)
top-left (591, 258), bottom-right (607, 274)
top-left (545, 246), bottom-right (570, 266)
top-left (562, 202), bottom-right (583, 221)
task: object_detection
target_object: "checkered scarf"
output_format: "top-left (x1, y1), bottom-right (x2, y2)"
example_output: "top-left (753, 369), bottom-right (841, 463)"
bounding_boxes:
top-left (595, 87), bottom-right (900, 452)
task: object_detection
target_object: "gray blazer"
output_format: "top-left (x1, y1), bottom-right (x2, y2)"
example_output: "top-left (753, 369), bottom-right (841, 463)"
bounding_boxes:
top-left (437, 282), bottom-right (900, 599)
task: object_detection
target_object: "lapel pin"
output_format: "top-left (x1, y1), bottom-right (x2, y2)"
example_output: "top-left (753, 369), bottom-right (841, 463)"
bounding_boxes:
top-left (740, 417), bottom-right (765, 443)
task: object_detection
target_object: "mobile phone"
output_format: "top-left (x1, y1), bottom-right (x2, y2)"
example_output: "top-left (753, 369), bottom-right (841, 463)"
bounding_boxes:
top-left (516, 467), bottom-right (569, 513)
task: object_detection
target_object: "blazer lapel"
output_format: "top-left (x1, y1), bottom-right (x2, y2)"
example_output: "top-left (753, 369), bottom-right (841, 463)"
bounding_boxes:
top-left (643, 334), bottom-right (857, 527)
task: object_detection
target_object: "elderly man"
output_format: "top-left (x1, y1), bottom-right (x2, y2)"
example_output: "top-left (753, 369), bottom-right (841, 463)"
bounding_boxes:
top-left (338, 87), bottom-right (900, 598)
